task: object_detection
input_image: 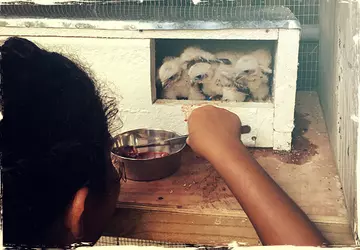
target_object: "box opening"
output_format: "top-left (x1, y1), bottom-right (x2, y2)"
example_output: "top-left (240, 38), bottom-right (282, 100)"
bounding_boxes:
top-left (153, 39), bottom-right (276, 104)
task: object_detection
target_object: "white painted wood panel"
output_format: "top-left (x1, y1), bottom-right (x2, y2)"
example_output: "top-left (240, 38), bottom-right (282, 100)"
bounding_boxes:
top-left (272, 29), bottom-right (300, 151)
top-left (0, 16), bottom-right (299, 150)
top-left (319, 0), bottom-right (338, 152)
top-left (0, 35), bottom-right (274, 147)
top-left (319, 0), bottom-right (360, 243)
top-left (336, 2), bottom-right (360, 242)
top-left (0, 19), bottom-right (278, 40)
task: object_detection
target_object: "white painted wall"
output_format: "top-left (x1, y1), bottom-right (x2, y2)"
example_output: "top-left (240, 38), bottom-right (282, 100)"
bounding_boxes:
top-left (0, 23), bottom-right (300, 150)
top-left (0, 35), bottom-right (274, 148)
top-left (319, 0), bottom-right (360, 243)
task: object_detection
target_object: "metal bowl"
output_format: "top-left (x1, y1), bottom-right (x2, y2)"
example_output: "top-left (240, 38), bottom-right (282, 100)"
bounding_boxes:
top-left (111, 128), bottom-right (187, 181)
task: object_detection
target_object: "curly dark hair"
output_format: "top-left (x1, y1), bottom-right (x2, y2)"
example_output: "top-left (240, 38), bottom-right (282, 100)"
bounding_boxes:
top-left (0, 37), bottom-right (119, 246)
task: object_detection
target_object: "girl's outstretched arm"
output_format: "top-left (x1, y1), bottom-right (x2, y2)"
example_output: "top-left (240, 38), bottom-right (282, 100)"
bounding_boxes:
top-left (186, 105), bottom-right (328, 246)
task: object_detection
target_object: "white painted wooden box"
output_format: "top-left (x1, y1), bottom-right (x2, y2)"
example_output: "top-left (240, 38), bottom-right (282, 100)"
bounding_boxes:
top-left (0, 5), bottom-right (301, 151)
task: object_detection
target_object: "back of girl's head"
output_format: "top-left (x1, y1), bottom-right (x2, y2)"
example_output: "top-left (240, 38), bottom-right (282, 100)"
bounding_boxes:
top-left (0, 37), bottom-right (117, 246)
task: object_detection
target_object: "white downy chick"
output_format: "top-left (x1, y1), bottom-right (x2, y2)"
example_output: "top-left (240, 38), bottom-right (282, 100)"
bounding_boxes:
top-left (188, 62), bottom-right (222, 97)
top-left (188, 61), bottom-right (246, 102)
top-left (215, 51), bottom-right (250, 102)
top-left (233, 55), bottom-right (270, 101)
top-left (249, 48), bottom-right (273, 74)
top-left (179, 46), bottom-right (216, 69)
top-left (222, 87), bottom-right (247, 102)
top-left (251, 74), bottom-right (270, 101)
top-left (158, 57), bottom-right (205, 100)
top-left (214, 50), bottom-right (250, 102)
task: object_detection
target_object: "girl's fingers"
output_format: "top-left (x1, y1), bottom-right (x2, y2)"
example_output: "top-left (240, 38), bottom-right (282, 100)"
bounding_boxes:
top-left (241, 125), bottom-right (251, 134)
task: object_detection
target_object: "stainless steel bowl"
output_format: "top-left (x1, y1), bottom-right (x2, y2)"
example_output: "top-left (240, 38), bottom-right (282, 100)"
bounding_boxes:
top-left (111, 128), bottom-right (186, 181)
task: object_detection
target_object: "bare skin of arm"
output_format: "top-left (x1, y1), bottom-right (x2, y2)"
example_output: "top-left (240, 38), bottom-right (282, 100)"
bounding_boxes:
top-left (186, 105), bottom-right (328, 246)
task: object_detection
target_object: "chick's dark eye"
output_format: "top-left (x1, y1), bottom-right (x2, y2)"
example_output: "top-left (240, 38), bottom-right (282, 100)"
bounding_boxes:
top-left (195, 74), bottom-right (204, 80)
top-left (244, 70), bottom-right (250, 73)
top-left (168, 75), bottom-right (176, 81)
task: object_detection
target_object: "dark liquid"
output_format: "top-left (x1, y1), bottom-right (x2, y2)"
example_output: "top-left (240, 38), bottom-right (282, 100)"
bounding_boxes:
top-left (135, 152), bottom-right (170, 160)
top-left (113, 147), bottom-right (169, 160)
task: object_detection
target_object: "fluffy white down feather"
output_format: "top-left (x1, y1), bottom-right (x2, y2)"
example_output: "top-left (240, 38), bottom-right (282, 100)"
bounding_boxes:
top-left (163, 75), bottom-right (205, 100)
top-left (158, 57), bottom-right (205, 100)
top-left (233, 54), bottom-right (270, 101)
top-left (188, 61), bottom-right (246, 102)
top-left (248, 48), bottom-right (273, 74)
top-left (158, 47), bottom-right (272, 102)
top-left (188, 62), bottom-right (222, 97)
top-left (179, 47), bottom-right (216, 69)
top-left (158, 57), bottom-right (182, 84)
top-left (248, 73), bottom-right (270, 101)
top-left (222, 87), bottom-right (247, 102)
top-left (215, 51), bottom-right (245, 65)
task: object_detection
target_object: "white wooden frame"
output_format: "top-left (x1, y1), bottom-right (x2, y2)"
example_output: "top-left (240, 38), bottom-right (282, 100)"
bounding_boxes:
top-left (0, 17), bottom-right (300, 151)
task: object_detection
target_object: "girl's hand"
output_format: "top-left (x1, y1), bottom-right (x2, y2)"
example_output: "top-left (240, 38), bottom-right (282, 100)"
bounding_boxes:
top-left (186, 105), bottom-right (244, 163)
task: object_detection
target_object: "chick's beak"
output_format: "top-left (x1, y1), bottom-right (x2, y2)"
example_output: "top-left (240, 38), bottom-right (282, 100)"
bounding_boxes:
top-left (163, 80), bottom-right (171, 89)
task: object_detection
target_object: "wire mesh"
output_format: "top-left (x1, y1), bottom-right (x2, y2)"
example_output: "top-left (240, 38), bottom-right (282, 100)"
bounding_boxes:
top-left (0, 5), bottom-right (298, 25)
top-left (95, 236), bottom-right (239, 249)
top-left (257, 0), bottom-right (319, 25)
top-left (0, 0), bottom-right (317, 25)
top-left (95, 236), bottom-right (195, 248)
top-left (297, 42), bottom-right (319, 91)
top-left (0, 0), bottom-right (319, 90)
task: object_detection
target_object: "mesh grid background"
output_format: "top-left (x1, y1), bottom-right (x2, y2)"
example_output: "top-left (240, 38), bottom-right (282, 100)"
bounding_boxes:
top-left (0, 0), bottom-right (318, 25)
top-left (0, 0), bottom-right (319, 90)
top-left (95, 236), bottom-right (233, 249)
top-left (95, 236), bottom-right (194, 248)
top-left (297, 42), bottom-right (319, 91)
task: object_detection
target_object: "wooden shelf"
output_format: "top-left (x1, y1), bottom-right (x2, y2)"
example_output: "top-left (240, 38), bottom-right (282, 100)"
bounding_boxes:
top-left (104, 92), bottom-right (354, 246)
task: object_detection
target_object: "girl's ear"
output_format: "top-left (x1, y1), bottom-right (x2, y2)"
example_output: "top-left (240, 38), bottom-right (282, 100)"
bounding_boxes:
top-left (64, 186), bottom-right (89, 240)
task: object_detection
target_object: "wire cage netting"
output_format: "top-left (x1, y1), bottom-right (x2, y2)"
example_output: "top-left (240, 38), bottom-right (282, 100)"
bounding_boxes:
top-left (0, 0), bottom-right (317, 25)
top-left (0, 0), bottom-right (319, 91)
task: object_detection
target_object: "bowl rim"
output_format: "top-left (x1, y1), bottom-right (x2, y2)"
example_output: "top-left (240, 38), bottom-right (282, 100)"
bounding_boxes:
top-left (111, 128), bottom-right (187, 161)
